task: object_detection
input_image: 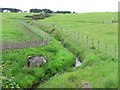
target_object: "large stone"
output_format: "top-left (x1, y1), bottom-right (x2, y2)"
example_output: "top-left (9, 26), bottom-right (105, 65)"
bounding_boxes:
top-left (27, 55), bottom-right (47, 67)
top-left (80, 82), bottom-right (92, 89)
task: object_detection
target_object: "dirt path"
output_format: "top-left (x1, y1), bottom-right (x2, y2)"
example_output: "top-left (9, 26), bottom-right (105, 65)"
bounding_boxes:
top-left (2, 20), bottom-right (50, 51)
top-left (2, 40), bottom-right (48, 51)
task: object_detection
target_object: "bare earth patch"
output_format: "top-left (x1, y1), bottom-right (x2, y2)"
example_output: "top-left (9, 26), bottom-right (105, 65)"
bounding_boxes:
top-left (2, 40), bottom-right (48, 51)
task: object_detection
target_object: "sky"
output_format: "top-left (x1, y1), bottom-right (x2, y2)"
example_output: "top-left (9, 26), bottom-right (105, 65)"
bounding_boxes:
top-left (0, 0), bottom-right (119, 13)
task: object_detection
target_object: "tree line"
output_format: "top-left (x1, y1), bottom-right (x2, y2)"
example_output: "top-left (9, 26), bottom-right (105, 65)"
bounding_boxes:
top-left (0, 8), bottom-right (22, 12)
top-left (30, 9), bottom-right (74, 14)
top-left (0, 8), bottom-right (75, 14)
top-left (55, 10), bottom-right (76, 14)
top-left (30, 9), bottom-right (53, 13)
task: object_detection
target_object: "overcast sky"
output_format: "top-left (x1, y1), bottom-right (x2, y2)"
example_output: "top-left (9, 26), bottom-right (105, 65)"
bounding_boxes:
top-left (0, 0), bottom-right (119, 13)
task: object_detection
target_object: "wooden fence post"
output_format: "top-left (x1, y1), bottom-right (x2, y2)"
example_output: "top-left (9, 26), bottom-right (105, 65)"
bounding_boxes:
top-left (115, 46), bottom-right (117, 59)
top-left (92, 38), bottom-right (93, 47)
top-left (12, 41), bottom-right (15, 49)
top-left (78, 33), bottom-right (79, 39)
top-left (87, 36), bottom-right (88, 47)
top-left (70, 30), bottom-right (71, 35)
top-left (98, 41), bottom-right (100, 50)
top-left (82, 34), bottom-right (83, 43)
top-left (105, 44), bottom-right (107, 55)
top-left (62, 27), bottom-right (64, 31)
top-left (53, 24), bottom-right (54, 29)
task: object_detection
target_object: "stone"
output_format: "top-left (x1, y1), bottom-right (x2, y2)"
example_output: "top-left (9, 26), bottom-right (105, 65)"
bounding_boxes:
top-left (80, 82), bottom-right (92, 89)
top-left (27, 55), bottom-right (47, 67)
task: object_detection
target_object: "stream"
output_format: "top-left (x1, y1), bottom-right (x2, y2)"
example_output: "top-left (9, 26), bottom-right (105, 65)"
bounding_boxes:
top-left (75, 57), bottom-right (82, 67)
top-left (58, 41), bottom-right (82, 67)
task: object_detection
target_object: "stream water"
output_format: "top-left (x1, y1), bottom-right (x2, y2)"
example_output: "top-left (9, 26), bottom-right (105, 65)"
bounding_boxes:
top-left (75, 57), bottom-right (82, 67)
top-left (58, 40), bottom-right (82, 67)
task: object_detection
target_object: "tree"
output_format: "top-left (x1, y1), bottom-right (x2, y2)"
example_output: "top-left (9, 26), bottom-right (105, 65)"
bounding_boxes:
top-left (29, 8), bottom-right (53, 13)
top-left (55, 11), bottom-right (71, 14)
top-left (0, 8), bottom-right (22, 13)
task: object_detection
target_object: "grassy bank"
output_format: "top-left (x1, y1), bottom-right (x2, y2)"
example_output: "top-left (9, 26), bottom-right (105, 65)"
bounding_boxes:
top-left (2, 13), bottom-right (36, 43)
top-left (2, 13), bottom-right (75, 88)
top-left (31, 13), bottom-right (118, 88)
top-left (39, 55), bottom-right (118, 88)
top-left (1, 12), bottom-right (118, 88)
top-left (2, 37), bottom-right (75, 88)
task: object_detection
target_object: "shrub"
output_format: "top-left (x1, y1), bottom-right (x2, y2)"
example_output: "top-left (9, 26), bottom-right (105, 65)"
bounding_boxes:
top-left (17, 75), bottom-right (35, 88)
top-left (90, 46), bottom-right (96, 50)
top-left (104, 80), bottom-right (117, 88)
top-left (44, 42), bottom-right (59, 53)
top-left (11, 63), bottom-right (21, 75)
top-left (30, 67), bottom-right (45, 82)
top-left (44, 62), bottom-right (57, 76)
top-left (81, 54), bottom-right (101, 68)
top-left (43, 50), bottom-right (75, 77)
top-left (67, 74), bottom-right (78, 82)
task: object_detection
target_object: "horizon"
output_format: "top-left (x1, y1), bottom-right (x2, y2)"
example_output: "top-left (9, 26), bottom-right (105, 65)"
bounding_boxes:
top-left (0, 0), bottom-right (119, 13)
top-left (0, 8), bottom-right (118, 13)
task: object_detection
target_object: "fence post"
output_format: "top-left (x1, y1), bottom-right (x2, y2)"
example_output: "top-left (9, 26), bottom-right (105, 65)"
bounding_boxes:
top-left (70, 30), bottom-right (71, 35)
top-left (12, 41), bottom-right (15, 49)
top-left (64, 28), bottom-right (66, 32)
top-left (82, 34), bottom-right (83, 43)
top-left (43, 31), bottom-right (45, 40)
top-left (66, 29), bottom-right (68, 35)
top-left (71, 31), bottom-right (73, 36)
top-left (115, 46), bottom-right (116, 59)
top-left (62, 27), bottom-right (64, 31)
top-left (98, 41), bottom-right (100, 50)
top-left (73, 32), bottom-right (76, 39)
top-left (53, 24), bottom-right (54, 29)
top-left (87, 36), bottom-right (88, 47)
top-left (78, 33), bottom-right (79, 39)
top-left (92, 38), bottom-right (93, 47)
top-left (52, 24), bottom-right (55, 32)
top-left (105, 44), bottom-right (107, 55)
top-left (47, 34), bottom-right (49, 41)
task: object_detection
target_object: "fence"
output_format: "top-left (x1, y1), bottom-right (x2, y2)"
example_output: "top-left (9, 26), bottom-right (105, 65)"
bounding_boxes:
top-left (2, 21), bottom-right (51, 50)
top-left (35, 22), bottom-right (118, 60)
top-left (3, 20), bottom-right (117, 60)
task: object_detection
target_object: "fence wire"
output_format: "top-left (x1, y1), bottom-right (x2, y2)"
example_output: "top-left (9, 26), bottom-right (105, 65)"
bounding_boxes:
top-left (36, 22), bottom-right (118, 60)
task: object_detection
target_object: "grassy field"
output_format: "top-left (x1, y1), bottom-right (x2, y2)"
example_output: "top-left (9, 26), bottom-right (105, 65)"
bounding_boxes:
top-left (2, 38), bottom-right (75, 88)
top-left (2, 13), bottom-right (75, 88)
top-left (2, 13), bottom-right (39, 43)
top-left (32, 12), bottom-right (118, 59)
top-left (39, 58), bottom-right (118, 88)
top-left (1, 12), bottom-right (118, 88)
top-left (31, 12), bottom-right (118, 88)
top-left (39, 12), bottom-right (118, 46)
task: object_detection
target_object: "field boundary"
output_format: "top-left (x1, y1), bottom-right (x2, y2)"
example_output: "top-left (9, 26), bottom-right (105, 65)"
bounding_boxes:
top-left (2, 20), bottom-right (51, 50)
top-left (2, 40), bottom-right (48, 50)
top-left (35, 22), bottom-right (118, 60)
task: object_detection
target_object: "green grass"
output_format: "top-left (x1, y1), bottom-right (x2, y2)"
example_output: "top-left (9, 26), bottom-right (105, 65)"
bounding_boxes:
top-left (39, 12), bottom-right (118, 46)
top-left (2, 13), bottom-right (38, 43)
top-left (30, 12), bottom-right (118, 88)
top-left (2, 37), bottom-right (75, 88)
top-left (2, 12), bottom-right (118, 88)
top-left (32, 12), bottom-right (118, 60)
top-left (2, 13), bottom-right (75, 88)
top-left (39, 55), bottom-right (118, 88)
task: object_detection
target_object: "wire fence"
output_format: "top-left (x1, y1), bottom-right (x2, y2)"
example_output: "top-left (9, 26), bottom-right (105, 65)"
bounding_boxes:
top-left (2, 21), bottom-right (51, 50)
top-left (35, 22), bottom-right (118, 60)
top-left (3, 20), bottom-right (117, 60)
